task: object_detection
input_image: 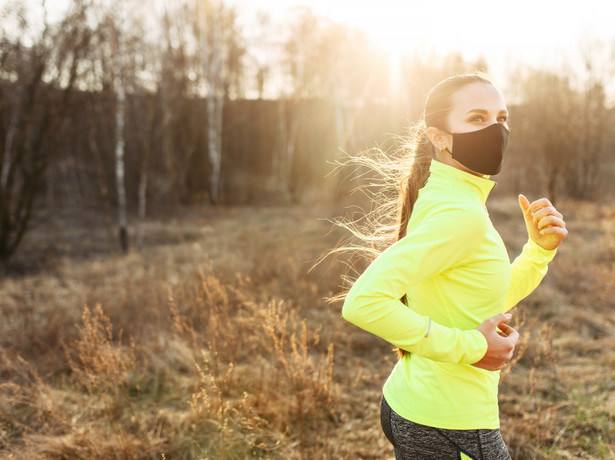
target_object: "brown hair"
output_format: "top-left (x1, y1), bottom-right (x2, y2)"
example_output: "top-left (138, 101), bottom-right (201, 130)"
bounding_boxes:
top-left (317, 72), bottom-right (495, 358)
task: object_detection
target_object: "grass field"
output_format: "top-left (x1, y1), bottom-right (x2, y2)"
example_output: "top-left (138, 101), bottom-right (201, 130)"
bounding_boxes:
top-left (0, 197), bottom-right (614, 459)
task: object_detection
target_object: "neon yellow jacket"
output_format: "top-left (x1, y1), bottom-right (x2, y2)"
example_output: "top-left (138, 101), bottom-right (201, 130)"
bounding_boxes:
top-left (342, 159), bottom-right (557, 429)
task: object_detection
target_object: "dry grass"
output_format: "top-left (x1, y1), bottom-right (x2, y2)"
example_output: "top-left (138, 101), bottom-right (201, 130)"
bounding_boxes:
top-left (0, 199), bottom-right (613, 459)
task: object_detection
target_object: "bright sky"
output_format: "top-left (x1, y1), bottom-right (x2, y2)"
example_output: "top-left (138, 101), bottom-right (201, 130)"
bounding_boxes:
top-left (13, 0), bottom-right (615, 99)
top-left (227, 0), bottom-right (613, 56)
top-left (227, 0), bottom-right (615, 87)
top-left (34, 0), bottom-right (615, 66)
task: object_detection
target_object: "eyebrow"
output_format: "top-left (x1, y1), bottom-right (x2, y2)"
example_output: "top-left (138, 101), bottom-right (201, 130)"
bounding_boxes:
top-left (466, 108), bottom-right (509, 115)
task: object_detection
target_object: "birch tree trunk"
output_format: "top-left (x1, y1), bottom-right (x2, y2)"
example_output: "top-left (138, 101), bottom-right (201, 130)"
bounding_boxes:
top-left (274, 100), bottom-right (297, 202)
top-left (136, 96), bottom-right (153, 248)
top-left (114, 0), bottom-right (129, 252)
top-left (333, 94), bottom-right (359, 201)
top-left (137, 145), bottom-right (149, 248)
top-left (199, 0), bottom-right (224, 204)
top-left (0, 86), bottom-right (22, 191)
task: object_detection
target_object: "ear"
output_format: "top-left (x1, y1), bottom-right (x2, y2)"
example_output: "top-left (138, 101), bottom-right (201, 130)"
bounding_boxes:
top-left (426, 126), bottom-right (450, 152)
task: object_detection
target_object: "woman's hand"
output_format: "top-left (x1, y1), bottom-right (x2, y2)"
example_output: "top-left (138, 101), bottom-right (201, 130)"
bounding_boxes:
top-left (518, 194), bottom-right (568, 250)
top-left (472, 313), bottom-right (519, 371)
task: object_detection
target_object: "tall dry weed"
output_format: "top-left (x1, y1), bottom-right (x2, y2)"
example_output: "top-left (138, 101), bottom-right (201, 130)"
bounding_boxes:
top-left (0, 349), bottom-right (70, 450)
top-left (186, 349), bottom-right (275, 459)
top-left (67, 304), bottom-right (136, 390)
top-left (262, 298), bottom-right (338, 433)
top-left (168, 264), bottom-right (340, 459)
top-left (65, 304), bottom-right (136, 416)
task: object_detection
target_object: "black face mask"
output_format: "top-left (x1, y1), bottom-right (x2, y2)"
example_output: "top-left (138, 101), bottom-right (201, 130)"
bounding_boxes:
top-left (443, 123), bottom-right (510, 176)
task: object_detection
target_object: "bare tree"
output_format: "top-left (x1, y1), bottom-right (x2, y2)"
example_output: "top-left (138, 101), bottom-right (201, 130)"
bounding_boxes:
top-left (279, 10), bottom-right (392, 201)
top-left (199, 0), bottom-right (223, 204)
top-left (193, 0), bottom-right (244, 204)
top-left (274, 8), bottom-right (323, 201)
top-left (157, 4), bottom-right (201, 204)
top-left (0, 0), bottom-right (93, 261)
top-left (564, 40), bottom-right (614, 199)
top-left (113, 0), bottom-right (129, 252)
top-left (252, 11), bottom-right (272, 100)
top-left (512, 70), bottom-right (580, 204)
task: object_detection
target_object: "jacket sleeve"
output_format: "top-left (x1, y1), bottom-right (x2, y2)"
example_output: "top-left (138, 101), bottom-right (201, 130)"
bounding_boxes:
top-left (504, 238), bottom-right (557, 312)
top-left (342, 206), bottom-right (488, 364)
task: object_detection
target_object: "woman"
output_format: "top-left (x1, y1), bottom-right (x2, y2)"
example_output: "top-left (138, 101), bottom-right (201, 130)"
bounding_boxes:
top-left (340, 74), bottom-right (567, 459)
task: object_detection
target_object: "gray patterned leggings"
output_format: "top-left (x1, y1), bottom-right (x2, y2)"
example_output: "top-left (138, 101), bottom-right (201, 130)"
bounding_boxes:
top-left (380, 396), bottom-right (512, 460)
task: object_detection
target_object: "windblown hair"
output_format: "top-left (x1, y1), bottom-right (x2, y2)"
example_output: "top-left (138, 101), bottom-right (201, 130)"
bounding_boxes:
top-left (317, 72), bottom-right (494, 356)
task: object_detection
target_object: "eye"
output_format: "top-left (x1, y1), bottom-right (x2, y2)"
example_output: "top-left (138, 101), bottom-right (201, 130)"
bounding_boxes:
top-left (470, 115), bottom-right (484, 122)
top-left (497, 115), bottom-right (508, 123)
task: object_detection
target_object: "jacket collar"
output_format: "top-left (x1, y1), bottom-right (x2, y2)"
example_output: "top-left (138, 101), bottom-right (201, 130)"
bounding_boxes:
top-left (428, 159), bottom-right (496, 204)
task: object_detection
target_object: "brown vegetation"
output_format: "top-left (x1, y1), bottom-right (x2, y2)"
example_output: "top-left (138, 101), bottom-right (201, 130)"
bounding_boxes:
top-left (0, 198), bottom-right (614, 459)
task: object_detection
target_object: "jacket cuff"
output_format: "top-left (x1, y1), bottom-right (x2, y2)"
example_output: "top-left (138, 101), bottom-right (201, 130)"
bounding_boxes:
top-left (409, 320), bottom-right (488, 364)
top-left (525, 238), bottom-right (557, 263)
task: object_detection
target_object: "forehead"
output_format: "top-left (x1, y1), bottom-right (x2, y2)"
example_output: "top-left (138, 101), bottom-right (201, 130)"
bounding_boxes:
top-left (450, 82), bottom-right (507, 113)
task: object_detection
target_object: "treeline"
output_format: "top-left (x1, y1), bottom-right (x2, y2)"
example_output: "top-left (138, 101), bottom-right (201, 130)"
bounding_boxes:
top-left (36, 91), bottom-right (398, 207)
top-left (1, 0), bottom-right (614, 259)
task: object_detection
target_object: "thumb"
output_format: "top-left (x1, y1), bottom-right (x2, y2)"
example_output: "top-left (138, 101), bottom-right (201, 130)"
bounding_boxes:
top-left (518, 194), bottom-right (531, 217)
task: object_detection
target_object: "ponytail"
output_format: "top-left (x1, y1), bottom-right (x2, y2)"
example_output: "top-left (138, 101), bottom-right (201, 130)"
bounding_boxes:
top-left (396, 122), bottom-right (435, 241)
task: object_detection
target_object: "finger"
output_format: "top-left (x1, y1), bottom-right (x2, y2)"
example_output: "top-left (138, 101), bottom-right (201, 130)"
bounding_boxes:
top-left (527, 198), bottom-right (554, 213)
top-left (518, 194), bottom-right (531, 216)
top-left (497, 329), bottom-right (519, 347)
top-left (536, 215), bottom-right (566, 230)
top-left (495, 324), bottom-right (519, 345)
top-left (505, 326), bottom-right (520, 345)
top-left (539, 226), bottom-right (569, 237)
top-left (497, 322), bottom-right (515, 336)
top-left (532, 207), bottom-right (564, 222)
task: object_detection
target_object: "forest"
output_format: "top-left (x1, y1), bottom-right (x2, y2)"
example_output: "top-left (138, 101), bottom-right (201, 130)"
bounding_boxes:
top-left (1, 0), bottom-right (615, 458)
top-left (1, 0), bottom-right (614, 259)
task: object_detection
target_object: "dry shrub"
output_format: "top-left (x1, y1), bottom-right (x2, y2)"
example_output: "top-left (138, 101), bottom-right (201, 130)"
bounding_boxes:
top-left (21, 429), bottom-right (167, 460)
top-left (0, 205), bottom-right (350, 459)
top-left (0, 349), bottom-right (70, 450)
top-left (0, 318), bottom-right (166, 460)
top-left (500, 298), bottom-right (615, 459)
top-left (0, 273), bottom-right (80, 375)
top-left (261, 297), bottom-right (338, 435)
top-left (500, 307), bottom-right (568, 446)
top-left (168, 268), bottom-right (254, 364)
top-left (168, 270), bottom-right (340, 459)
top-left (66, 305), bottom-right (136, 402)
top-left (185, 350), bottom-right (275, 459)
